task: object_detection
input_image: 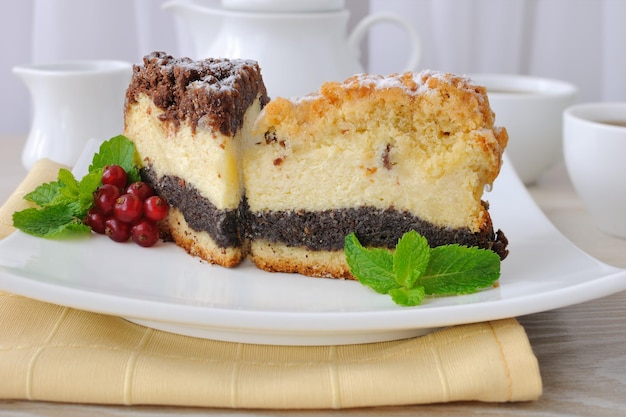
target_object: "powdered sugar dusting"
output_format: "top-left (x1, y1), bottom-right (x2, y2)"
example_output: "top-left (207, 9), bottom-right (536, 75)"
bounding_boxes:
top-left (149, 52), bottom-right (259, 94)
top-left (291, 70), bottom-right (480, 103)
top-left (352, 70), bottom-right (479, 95)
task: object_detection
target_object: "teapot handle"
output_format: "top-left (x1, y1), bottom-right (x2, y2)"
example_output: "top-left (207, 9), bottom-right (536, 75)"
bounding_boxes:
top-left (348, 12), bottom-right (421, 72)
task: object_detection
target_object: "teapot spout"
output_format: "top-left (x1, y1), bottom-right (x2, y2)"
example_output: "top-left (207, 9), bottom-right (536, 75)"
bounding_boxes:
top-left (162, 1), bottom-right (223, 59)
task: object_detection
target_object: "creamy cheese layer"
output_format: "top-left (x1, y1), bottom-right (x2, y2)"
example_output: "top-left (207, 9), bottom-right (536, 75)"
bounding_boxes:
top-left (243, 127), bottom-right (497, 231)
top-left (245, 71), bottom-right (507, 232)
top-left (125, 93), bottom-right (263, 210)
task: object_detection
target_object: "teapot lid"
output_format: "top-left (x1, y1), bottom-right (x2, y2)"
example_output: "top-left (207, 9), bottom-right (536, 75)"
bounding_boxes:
top-left (221, 0), bottom-right (345, 12)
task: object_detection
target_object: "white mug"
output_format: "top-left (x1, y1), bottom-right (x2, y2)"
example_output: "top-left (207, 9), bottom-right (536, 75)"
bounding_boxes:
top-left (563, 102), bottom-right (626, 239)
top-left (14, 60), bottom-right (133, 169)
top-left (469, 74), bottom-right (578, 185)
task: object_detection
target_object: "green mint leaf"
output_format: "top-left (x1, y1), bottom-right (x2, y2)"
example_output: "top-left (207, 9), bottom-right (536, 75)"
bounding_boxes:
top-left (393, 230), bottom-right (430, 289)
top-left (344, 233), bottom-right (398, 294)
top-left (24, 181), bottom-right (63, 206)
top-left (345, 230), bottom-right (502, 307)
top-left (57, 169), bottom-right (81, 202)
top-left (12, 205), bottom-right (90, 238)
top-left (79, 170), bottom-right (103, 194)
top-left (58, 168), bottom-right (78, 190)
top-left (76, 170), bottom-right (103, 218)
top-left (72, 194), bottom-right (92, 220)
top-left (389, 286), bottom-right (426, 306)
top-left (421, 245), bottom-right (501, 295)
top-left (89, 135), bottom-right (141, 182)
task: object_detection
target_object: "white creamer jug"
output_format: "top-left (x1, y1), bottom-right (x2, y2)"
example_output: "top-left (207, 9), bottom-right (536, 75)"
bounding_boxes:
top-left (13, 61), bottom-right (132, 169)
top-left (164, 0), bottom-right (420, 98)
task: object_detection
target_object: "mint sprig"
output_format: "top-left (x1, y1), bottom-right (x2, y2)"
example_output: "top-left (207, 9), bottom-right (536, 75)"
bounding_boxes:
top-left (89, 135), bottom-right (141, 180)
top-left (12, 135), bottom-right (139, 238)
top-left (345, 231), bottom-right (501, 306)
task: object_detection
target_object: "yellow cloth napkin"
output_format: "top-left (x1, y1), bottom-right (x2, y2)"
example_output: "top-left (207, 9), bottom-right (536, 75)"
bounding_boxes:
top-left (0, 159), bottom-right (542, 409)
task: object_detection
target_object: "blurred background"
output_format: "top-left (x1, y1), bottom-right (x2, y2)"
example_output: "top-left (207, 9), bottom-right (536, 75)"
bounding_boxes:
top-left (1, 0), bottom-right (625, 135)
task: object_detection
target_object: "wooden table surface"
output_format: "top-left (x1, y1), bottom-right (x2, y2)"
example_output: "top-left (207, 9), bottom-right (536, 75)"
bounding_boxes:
top-left (0, 135), bottom-right (625, 417)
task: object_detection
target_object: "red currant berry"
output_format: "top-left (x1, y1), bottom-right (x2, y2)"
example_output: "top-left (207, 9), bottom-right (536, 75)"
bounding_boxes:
top-left (94, 184), bottom-right (120, 215)
top-left (104, 218), bottom-right (131, 242)
top-left (85, 208), bottom-right (107, 234)
top-left (131, 219), bottom-right (160, 247)
top-left (102, 165), bottom-right (128, 189)
top-left (113, 194), bottom-right (143, 223)
top-left (125, 181), bottom-right (154, 201)
top-left (143, 196), bottom-right (169, 222)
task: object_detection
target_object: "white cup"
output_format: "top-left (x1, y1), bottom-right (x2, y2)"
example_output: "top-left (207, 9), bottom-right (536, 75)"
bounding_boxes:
top-left (563, 102), bottom-right (626, 239)
top-left (468, 74), bottom-right (578, 185)
top-left (14, 60), bottom-right (133, 169)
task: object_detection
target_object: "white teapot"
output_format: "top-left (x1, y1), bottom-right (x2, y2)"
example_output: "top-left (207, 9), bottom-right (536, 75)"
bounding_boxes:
top-left (163, 0), bottom-right (420, 98)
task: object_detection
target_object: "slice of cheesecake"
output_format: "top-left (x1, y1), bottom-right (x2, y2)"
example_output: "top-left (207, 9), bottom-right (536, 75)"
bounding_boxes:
top-left (124, 52), bottom-right (269, 267)
top-left (244, 71), bottom-right (509, 278)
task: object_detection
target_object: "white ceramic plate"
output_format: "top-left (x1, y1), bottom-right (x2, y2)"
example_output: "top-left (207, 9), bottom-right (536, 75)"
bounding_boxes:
top-left (0, 154), bottom-right (625, 345)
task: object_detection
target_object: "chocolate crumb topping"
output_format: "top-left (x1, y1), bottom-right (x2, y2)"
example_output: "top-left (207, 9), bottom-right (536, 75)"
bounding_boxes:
top-left (125, 51), bottom-right (269, 136)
